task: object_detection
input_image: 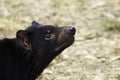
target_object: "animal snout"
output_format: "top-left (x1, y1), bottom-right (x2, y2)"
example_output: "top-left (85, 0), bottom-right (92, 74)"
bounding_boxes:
top-left (66, 26), bottom-right (76, 35)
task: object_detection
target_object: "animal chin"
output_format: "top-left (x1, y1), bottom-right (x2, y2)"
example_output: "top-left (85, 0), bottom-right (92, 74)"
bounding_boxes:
top-left (54, 37), bottom-right (74, 52)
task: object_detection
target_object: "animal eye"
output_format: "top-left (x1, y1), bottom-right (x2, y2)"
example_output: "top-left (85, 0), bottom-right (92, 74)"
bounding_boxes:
top-left (45, 34), bottom-right (51, 40)
top-left (47, 30), bottom-right (52, 34)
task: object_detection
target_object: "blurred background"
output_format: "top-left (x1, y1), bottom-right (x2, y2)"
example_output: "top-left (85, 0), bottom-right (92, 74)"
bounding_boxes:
top-left (0, 0), bottom-right (120, 80)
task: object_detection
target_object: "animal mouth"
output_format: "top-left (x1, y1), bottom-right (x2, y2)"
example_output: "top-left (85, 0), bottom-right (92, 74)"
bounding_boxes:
top-left (54, 36), bottom-right (75, 52)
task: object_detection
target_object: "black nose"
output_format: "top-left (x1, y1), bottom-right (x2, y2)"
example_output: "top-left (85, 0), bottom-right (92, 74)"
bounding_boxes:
top-left (66, 26), bottom-right (76, 35)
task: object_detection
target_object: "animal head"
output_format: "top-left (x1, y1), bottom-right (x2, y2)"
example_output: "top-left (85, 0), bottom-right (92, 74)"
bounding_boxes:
top-left (16, 21), bottom-right (76, 59)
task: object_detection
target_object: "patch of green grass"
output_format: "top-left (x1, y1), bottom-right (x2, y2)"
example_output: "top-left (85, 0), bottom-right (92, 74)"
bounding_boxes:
top-left (50, 0), bottom-right (83, 7)
top-left (102, 17), bottom-right (120, 31)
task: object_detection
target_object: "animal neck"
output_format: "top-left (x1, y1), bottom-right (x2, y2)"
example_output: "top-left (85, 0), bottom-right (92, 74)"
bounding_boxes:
top-left (25, 47), bottom-right (52, 80)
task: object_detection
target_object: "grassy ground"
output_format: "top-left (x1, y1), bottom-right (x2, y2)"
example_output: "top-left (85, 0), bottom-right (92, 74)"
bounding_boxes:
top-left (0, 0), bottom-right (120, 80)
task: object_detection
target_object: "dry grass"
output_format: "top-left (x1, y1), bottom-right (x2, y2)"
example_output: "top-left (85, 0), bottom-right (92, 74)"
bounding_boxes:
top-left (0, 0), bottom-right (120, 80)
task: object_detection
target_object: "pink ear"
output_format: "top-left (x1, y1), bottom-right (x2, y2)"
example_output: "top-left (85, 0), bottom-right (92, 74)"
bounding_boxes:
top-left (16, 30), bottom-right (32, 50)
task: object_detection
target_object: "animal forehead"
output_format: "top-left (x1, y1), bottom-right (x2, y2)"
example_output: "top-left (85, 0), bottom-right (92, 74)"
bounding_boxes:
top-left (39, 25), bottom-right (59, 32)
top-left (43, 25), bottom-right (56, 29)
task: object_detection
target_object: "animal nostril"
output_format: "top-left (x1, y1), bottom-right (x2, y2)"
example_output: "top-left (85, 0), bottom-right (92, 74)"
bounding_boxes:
top-left (66, 26), bottom-right (76, 35)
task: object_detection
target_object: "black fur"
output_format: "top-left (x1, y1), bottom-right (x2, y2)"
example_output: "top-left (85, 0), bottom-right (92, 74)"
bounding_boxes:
top-left (0, 21), bottom-right (76, 80)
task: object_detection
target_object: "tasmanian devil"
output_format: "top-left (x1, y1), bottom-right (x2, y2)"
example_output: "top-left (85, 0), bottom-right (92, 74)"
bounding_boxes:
top-left (0, 21), bottom-right (76, 80)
